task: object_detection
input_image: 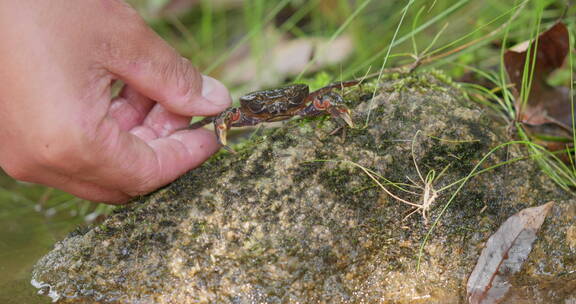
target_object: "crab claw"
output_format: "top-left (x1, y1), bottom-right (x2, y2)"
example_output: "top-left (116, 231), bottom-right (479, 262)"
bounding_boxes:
top-left (329, 106), bottom-right (354, 128)
top-left (214, 122), bottom-right (236, 153)
top-left (213, 108), bottom-right (243, 153)
top-left (215, 122), bottom-right (228, 146)
top-left (340, 109), bottom-right (354, 128)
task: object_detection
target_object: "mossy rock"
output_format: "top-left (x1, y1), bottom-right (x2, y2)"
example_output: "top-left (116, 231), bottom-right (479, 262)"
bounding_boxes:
top-left (32, 72), bottom-right (575, 303)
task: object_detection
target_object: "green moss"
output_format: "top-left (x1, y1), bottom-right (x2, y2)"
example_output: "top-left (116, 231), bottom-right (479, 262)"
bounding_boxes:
top-left (428, 69), bottom-right (457, 87)
top-left (419, 141), bottom-right (483, 174)
top-left (270, 130), bottom-right (297, 149)
top-left (159, 220), bottom-right (176, 227)
top-left (79, 245), bottom-right (94, 260)
top-left (69, 225), bottom-right (91, 238)
top-left (318, 168), bottom-right (353, 197)
top-left (346, 128), bottom-right (380, 151)
top-left (292, 162), bottom-right (323, 183)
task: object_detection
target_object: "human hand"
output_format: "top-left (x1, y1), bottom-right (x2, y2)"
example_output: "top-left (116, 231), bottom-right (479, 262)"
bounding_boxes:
top-left (0, 0), bottom-right (232, 203)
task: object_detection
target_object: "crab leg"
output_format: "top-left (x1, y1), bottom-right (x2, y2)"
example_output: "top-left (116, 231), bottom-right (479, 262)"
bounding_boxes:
top-left (186, 116), bottom-right (216, 129)
top-left (298, 92), bottom-right (354, 127)
top-left (329, 106), bottom-right (354, 128)
top-left (306, 80), bottom-right (359, 100)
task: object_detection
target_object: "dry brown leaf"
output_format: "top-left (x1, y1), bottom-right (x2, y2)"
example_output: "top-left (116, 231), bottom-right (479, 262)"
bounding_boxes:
top-left (504, 22), bottom-right (573, 129)
top-left (467, 201), bottom-right (555, 304)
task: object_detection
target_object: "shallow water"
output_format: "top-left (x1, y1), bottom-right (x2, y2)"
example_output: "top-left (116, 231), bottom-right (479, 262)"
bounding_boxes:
top-left (0, 173), bottom-right (85, 304)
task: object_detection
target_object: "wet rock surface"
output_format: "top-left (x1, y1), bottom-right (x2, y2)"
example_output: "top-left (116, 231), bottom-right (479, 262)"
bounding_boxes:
top-left (32, 72), bottom-right (575, 303)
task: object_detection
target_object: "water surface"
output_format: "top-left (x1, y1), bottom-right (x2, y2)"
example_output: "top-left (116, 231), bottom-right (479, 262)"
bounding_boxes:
top-left (0, 173), bottom-right (89, 304)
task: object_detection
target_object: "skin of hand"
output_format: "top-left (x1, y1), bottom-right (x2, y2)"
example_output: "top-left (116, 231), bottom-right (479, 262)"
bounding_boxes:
top-left (0, 0), bottom-right (232, 203)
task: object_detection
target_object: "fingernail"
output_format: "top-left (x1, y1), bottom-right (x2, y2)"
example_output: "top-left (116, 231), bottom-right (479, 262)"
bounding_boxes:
top-left (201, 75), bottom-right (232, 107)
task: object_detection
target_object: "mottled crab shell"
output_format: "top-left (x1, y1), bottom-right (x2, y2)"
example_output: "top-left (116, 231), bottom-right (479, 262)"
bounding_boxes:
top-left (239, 84), bottom-right (309, 118)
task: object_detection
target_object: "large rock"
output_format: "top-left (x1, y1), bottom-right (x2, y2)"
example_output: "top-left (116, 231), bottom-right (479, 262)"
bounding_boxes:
top-left (32, 72), bottom-right (575, 303)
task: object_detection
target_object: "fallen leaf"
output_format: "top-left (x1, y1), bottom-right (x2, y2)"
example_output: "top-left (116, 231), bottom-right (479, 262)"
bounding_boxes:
top-left (467, 201), bottom-right (555, 304)
top-left (504, 22), bottom-right (573, 129)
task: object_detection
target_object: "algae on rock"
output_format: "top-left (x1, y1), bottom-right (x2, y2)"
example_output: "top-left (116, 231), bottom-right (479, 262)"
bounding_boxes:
top-left (32, 72), bottom-right (575, 303)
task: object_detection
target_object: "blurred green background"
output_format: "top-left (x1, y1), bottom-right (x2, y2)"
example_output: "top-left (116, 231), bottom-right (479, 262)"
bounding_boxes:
top-left (1, 0), bottom-right (573, 302)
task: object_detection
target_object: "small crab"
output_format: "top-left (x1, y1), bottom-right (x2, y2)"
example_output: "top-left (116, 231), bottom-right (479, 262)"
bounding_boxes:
top-left (188, 81), bottom-right (359, 152)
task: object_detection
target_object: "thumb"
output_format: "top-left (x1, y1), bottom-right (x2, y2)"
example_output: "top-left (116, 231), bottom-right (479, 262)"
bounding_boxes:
top-left (104, 21), bottom-right (231, 116)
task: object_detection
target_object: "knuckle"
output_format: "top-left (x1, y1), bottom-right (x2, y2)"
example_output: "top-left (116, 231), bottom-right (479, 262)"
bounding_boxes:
top-left (163, 57), bottom-right (201, 99)
top-left (97, 3), bottom-right (154, 66)
top-left (98, 0), bottom-right (149, 42)
top-left (126, 17), bottom-right (154, 43)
